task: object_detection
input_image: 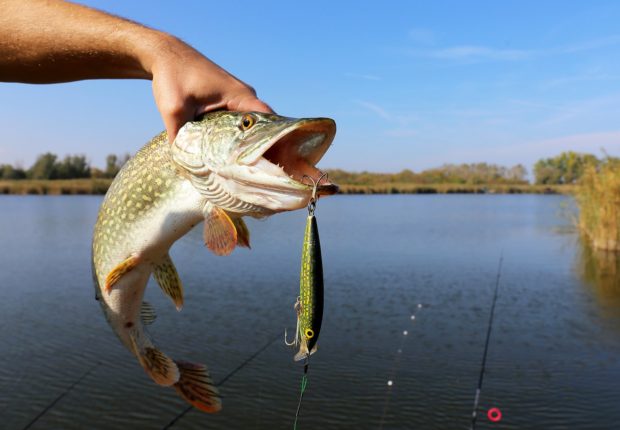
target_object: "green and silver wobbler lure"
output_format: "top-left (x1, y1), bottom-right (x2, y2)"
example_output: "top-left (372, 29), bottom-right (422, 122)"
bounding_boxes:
top-left (285, 174), bottom-right (326, 362)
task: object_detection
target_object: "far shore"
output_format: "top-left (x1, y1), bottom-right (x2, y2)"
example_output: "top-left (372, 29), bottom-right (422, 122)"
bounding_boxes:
top-left (0, 179), bottom-right (573, 196)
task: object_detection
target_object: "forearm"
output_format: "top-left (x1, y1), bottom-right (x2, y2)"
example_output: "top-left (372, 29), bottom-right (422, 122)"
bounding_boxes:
top-left (0, 0), bottom-right (272, 141)
top-left (0, 0), bottom-right (166, 83)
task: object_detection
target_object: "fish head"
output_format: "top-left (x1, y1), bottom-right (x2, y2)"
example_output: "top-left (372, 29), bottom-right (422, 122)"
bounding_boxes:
top-left (171, 111), bottom-right (338, 215)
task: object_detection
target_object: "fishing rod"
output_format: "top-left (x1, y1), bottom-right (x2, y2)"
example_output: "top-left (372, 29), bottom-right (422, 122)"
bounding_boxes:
top-left (162, 331), bottom-right (281, 429)
top-left (469, 253), bottom-right (503, 430)
top-left (22, 361), bottom-right (101, 430)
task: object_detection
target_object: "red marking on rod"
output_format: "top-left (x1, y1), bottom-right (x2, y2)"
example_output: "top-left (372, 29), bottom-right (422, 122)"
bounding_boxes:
top-left (487, 407), bottom-right (502, 422)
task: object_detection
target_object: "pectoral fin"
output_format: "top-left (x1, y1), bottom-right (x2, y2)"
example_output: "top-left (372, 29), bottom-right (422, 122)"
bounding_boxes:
top-left (104, 255), bottom-right (139, 293)
top-left (203, 204), bottom-right (237, 256)
top-left (232, 217), bottom-right (251, 248)
top-left (153, 254), bottom-right (184, 311)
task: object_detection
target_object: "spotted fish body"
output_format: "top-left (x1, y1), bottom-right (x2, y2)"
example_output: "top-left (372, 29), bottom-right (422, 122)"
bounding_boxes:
top-left (92, 111), bottom-right (337, 413)
top-left (93, 133), bottom-right (199, 312)
top-left (293, 212), bottom-right (324, 361)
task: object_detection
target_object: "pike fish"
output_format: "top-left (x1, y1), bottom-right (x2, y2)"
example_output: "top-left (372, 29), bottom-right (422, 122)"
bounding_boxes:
top-left (92, 111), bottom-right (337, 412)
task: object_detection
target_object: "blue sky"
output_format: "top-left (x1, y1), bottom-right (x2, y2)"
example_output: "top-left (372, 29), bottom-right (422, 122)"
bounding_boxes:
top-left (2, 0), bottom-right (620, 173)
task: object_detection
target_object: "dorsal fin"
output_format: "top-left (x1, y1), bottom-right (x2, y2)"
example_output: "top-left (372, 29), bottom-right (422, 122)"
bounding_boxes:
top-left (140, 301), bottom-right (157, 325)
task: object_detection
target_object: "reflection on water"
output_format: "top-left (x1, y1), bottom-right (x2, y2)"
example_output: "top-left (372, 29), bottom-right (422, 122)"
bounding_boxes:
top-left (2, 195), bottom-right (620, 430)
top-left (577, 235), bottom-right (620, 320)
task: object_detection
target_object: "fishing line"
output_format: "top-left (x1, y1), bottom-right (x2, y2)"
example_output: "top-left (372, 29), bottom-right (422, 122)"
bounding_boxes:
top-left (378, 303), bottom-right (424, 430)
top-left (292, 356), bottom-right (310, 430)
top-left (22, 361), bottom-right (101, 430)
top-left (469, 253), bottom-right (503, 430)
top-left (162, 331), bottom-right (281, 430)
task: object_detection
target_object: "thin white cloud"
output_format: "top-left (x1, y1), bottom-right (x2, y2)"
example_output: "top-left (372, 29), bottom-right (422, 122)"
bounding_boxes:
top-left (560, 35), bottom-right (620, 53)
top-left (413, 130), bottom-right (620, 171)
top-left (531, 131), bottom-right (620, 155)
top-left (541, 72), bottom-right (620, 89)
top-left (508, 98), bottom-right (573, 112)
top-left (401, 35), bottom-right (620, 63)
top-left (430, 45), bottom-right (535, 61)
top-left (538, 94), bottom-right (620, 126)
top-left (355, 101), bottom-right (420, 132)
top-left (344, 72), bottom-right (382, 81)
top-left (408, 28), bottom-right (436, 45)
top-left (475, 131), bottom-right (620, 164)
top-left (385, 128), bottom-right (417, 138)
top-left (356, 100), bottom-right (391, 120)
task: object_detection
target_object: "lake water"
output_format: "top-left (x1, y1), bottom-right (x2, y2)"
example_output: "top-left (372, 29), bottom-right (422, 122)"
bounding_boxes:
top-left (1, 194), bottom-right (620, 430)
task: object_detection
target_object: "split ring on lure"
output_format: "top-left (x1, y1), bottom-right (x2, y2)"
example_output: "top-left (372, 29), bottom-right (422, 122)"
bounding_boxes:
top-left (284, 173), bottom-right (327, 361)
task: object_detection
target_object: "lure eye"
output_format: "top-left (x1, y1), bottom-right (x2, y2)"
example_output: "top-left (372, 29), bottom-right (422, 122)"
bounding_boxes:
top-left (239, 114), bottom-right (256, 131)
top-left (305, 329), bottom-right (314, 339)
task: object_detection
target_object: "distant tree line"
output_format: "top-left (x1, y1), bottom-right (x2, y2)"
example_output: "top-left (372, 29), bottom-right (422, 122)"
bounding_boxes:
top-left (0, 153), bottom-right (130, 180)
top-left (2, 150), bottom-right (614, 186)
top-left (332, 152), bottom-right (616, 186)
top-left (327, 163), bottom-right (529, 186)
top-left (533, 151), bottom-right (603, 185)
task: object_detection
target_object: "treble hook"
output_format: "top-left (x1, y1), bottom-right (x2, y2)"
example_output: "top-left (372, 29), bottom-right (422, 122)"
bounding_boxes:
top-left (302, 172), bottom-right (329, 215)
top-left (284, 297), bottom-right (302, 346)
top-left (284, 326), bottom-right (298, 346)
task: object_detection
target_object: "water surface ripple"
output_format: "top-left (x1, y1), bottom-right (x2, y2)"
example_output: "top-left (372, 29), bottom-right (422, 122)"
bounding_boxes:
top-left (1, 195), bottom-right (619, 429)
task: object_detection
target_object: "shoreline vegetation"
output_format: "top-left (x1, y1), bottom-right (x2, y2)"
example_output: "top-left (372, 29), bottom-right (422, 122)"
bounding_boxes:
top-left (575, 158), bottom-right (620, 251)
top-left (0, 150), bottom-right (606, 196)
top-left (0, 179), bottom-right (112, 195)
top-left (0, 178), bottom-right (573, 196)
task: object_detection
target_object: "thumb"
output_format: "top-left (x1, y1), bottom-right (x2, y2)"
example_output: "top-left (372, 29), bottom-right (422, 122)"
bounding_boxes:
top-left (163, 109), bottom-right (193, 145)
top-left (231, 98), bottom-right (275, 114)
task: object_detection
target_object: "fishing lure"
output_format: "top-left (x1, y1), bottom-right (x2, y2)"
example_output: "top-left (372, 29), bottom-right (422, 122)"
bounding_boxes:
top-left (285, 174), bottom-right (325, 362)
top-left (286, 173), bottom-right (327, 430)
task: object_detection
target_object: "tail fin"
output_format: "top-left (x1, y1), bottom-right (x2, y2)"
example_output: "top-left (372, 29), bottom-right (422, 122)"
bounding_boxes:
top-left (173, 361), bottom-right (222, 413)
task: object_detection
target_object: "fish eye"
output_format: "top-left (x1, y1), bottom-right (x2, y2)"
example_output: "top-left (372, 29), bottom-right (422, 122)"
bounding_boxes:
top-left (240, 114), bottom-right (256, 131)
top-left (305, 329), bottom-right (314, 339)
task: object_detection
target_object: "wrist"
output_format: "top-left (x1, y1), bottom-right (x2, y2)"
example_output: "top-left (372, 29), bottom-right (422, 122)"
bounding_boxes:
top-left (133, 30), bottom-right (190, 79)
top-left (115, 25), bottom-right (166, 79)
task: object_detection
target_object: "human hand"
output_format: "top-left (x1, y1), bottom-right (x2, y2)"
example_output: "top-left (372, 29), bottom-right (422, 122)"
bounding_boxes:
top-left (149, 36), bottom-right (274, 144)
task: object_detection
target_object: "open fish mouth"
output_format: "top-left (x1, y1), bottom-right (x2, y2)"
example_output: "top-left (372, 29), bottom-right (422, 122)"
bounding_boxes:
top-left (253, 118), bottom-right (339, 196)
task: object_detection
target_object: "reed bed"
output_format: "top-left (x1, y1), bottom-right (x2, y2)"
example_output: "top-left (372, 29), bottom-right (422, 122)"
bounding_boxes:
top-left (576, 158), bottom-right (620, 251)
top-left (577, 236), bottom-right (620, 292)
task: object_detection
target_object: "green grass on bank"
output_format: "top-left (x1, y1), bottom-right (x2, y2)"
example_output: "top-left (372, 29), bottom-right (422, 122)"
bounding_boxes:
top-left (337, 183), bottom-right (571, 194)
top-left (576, 159), bottom-right (620, 251)
top-left (0, 179), bottom-right (112, 195)
top-left (0, 178), bottom-right (573, 196)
